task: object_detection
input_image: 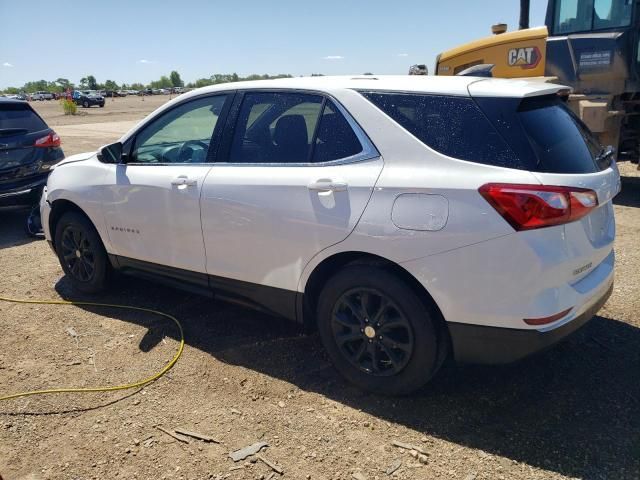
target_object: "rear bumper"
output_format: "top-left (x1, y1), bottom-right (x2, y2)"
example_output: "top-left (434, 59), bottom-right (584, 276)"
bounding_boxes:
top-left (0, 180), bottom-right (45, 207)
top-left (448, 283), bottom-right (613, 364)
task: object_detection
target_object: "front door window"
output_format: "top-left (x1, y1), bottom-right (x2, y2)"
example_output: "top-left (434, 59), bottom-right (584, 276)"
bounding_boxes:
top-left (131, 95), bottom-right (228, 164)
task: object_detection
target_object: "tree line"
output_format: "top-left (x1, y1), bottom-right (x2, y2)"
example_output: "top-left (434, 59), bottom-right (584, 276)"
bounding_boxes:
top-left (2, 70), bottom-right (300, 94)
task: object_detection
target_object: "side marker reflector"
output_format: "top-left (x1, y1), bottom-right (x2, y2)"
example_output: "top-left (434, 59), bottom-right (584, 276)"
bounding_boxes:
top-left (524, 307), bottom-right (573, 326)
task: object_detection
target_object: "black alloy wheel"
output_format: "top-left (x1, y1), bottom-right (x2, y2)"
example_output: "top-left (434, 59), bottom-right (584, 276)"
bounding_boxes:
top-left (331, 287), bottom-right (414, 376)
top-left (60, 224), bottom-right (96, 282)
top-left (54, 211), bottom-right (109, 293)
top-left (316, 265), bottom-right (442, 395)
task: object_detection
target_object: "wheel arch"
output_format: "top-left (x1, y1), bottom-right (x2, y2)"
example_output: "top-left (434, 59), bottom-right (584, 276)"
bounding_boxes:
top-left (301, 252), bottom-right (450, 351)
top-left (49, 199), bottom-right (102, 252)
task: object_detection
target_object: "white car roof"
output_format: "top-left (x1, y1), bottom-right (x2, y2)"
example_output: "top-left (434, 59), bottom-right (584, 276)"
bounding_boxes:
top-left (180, 75), bottom-right (569, 99)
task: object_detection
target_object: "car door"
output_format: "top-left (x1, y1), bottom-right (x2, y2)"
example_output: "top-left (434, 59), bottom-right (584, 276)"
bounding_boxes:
top-left (101, 93), bottom-right (231, 274)
top-left (201, 91), bottom-right (383, 295)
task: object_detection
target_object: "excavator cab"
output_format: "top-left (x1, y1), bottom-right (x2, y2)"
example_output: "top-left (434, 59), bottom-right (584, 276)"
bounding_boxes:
top-left (435, 0), bottom-right (640, 161)
top-left (545, 0), bottom-right (639, 96)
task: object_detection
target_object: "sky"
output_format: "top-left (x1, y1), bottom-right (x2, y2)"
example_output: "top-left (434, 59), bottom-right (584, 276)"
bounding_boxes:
top-left (0, 0), bottom-right (548, 89)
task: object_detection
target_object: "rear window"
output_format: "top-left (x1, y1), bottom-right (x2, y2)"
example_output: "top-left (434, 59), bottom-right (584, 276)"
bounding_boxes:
top-left (360, 92), bottom-right (523, 169)
top-left (475, 95), bottom-right (606, 173)
top-left (0, 103), bottom-right (48, 133)
top-left (361, 91), bottom-right (605, 173)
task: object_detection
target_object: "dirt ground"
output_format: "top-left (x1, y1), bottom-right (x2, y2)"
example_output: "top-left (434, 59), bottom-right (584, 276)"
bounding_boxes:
top-left (0, 96), bottom-right (639, 480)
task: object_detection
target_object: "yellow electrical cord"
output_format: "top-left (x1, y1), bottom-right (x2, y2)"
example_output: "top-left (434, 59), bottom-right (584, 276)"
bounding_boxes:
top-left (0, 296), bottom-right (184, 402)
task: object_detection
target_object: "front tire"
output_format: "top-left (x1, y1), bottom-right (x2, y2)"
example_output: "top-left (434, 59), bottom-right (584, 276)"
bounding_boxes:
top-left (54, 211), bottom-right (109, 294)
top-left (83, 100), bottom-right (89, 108)
top-left (317, 265), bottom-right (441, 395)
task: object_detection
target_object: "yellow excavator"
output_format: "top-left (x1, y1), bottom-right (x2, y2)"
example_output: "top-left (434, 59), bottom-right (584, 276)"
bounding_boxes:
top-left (434, 0), bottom-right (640, 163)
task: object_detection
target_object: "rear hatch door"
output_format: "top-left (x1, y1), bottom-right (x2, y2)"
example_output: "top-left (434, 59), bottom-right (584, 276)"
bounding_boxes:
top-left (470, 87), bottom-right (620, 280)
top-left (0, 102), bottom-right (52, 183)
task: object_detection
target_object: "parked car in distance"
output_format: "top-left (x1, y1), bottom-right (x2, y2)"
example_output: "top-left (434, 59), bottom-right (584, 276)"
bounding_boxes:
top-left (116, 90), bottom-right (128, 97)
top-left (73, 91), bottom-right (105, 108)
top-left (101, 90), bottom-right (126, 98)
top-left (1, 97), bottom-right (64, 232)
top-left (41, 76), bottom-right (620, 394)
top-left (171, 87), bottom-right (186, 94)
top-left (33, 91), bottom-right (54, 100)
top-left (30, 93), bottom-right (45, 101)
top-left (4, 94), bottom-right (27, 101)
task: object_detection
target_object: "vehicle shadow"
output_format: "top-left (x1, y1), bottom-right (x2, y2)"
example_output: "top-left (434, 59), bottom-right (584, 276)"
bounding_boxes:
top-left (614, 174), bottom-right (640, 208)
top-left (55, 275), bottom-right (640, 480)
top-left (0, 208), bottom-right (38, 249)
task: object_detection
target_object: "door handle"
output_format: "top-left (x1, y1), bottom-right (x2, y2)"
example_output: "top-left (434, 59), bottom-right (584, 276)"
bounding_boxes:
top-left (171, 175), bottom-right (197, 187)
top-left (307, 179), bottom-right (348, 192)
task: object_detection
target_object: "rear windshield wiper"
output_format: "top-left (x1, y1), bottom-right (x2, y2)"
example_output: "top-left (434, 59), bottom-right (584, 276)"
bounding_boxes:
top-left (0, 128), bottom-right (29, 137)
top-left (595, 145), bottom-right (615, 167)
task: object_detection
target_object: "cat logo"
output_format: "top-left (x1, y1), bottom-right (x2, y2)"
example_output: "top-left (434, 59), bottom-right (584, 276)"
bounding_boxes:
top-left (507, 46), bottom-right (541, 69)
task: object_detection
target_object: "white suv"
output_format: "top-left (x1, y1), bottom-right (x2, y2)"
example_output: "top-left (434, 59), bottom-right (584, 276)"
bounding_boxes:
top-left (41, 76), bottom-right (620, 394)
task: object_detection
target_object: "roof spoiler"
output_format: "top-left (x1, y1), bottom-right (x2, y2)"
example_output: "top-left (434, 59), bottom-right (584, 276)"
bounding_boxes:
top-left (456, 64), bottom-right (495, 77)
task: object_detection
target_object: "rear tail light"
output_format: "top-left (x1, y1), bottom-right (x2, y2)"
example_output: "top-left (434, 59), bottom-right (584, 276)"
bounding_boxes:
top-left (479, 183), bottom-right (598, 231)
top-left (34, 132), bottom-right (61, 148)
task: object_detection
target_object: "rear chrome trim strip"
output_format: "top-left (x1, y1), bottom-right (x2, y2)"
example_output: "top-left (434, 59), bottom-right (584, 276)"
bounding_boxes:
top-left (0, 188), bottom-right (33, 198)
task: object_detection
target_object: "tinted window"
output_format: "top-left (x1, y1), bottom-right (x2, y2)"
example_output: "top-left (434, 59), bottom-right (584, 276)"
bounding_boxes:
top-left (555, 0), bottom-right (593, 33)
top-left (363, 91), bottom-right (605, 174)
top-left (475, 95), bottom-right (606, 173)
top-left (593, 0), bottom-right (632, 29)
top-left (0, 103), bottom-right (48, 133)
top-left (518, 97), bottom-right (603, 172)
top-left (361, 92), bottom-right (520, 169)
top-left (553, 0), bottom-right (631, 34)
top-left (312, 101), bottom-right (363, 162)
top-left (229, 92), bottom-right (323, 163)
top-left (132, 95), bottom-right (227, 164)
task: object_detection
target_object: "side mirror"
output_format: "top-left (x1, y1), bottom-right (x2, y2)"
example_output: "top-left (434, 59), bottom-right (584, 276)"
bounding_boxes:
top-left (98, 141), bottom-right (123, 164)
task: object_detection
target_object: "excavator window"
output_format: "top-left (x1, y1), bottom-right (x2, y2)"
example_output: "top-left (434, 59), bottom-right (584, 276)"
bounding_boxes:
top-left (594, 0), bottom-right (633, 29)
top-left (553, 0), bottom-right (632, 34)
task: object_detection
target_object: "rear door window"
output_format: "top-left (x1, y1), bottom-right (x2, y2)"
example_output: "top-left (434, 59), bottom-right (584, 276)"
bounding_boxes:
top-left (228, 93), bottom-right (366, 164)
top-left (0, 103), bottom-right (48, 134)
top-left (312, 100), bottom-right (363, 162)
top-left (229, 92), bottom-right (323, 163)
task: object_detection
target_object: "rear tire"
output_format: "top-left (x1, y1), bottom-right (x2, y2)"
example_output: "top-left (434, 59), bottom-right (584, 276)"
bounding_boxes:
top-left (83, 101), bottom-right (89, 108)
top-left (54, 211), bottom-right (109, 294)
top-left (317, 265), bottom-right (441, 395)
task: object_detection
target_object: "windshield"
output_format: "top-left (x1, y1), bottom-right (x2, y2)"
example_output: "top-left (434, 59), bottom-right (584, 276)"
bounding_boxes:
top-left (553, 0), bottom-right (633, 34)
